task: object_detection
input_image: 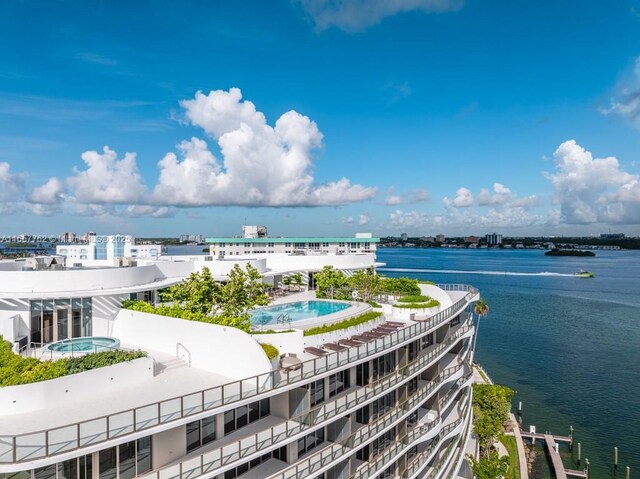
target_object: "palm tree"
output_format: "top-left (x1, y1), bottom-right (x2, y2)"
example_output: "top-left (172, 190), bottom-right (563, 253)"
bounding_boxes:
top-left (472, 298), bottom-right (489, 354)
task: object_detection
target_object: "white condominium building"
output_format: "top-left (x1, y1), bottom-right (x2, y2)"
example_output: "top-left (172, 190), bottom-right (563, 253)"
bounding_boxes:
top-left (56, 235), bottom-right (164, 262)
top-left (0, 244), bottom-right (478, 479)
top-left (208, 227), bottom-right (377, 257)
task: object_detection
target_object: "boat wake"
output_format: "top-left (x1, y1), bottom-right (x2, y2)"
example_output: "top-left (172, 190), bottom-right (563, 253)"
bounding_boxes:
top-left (378, 267), bottom-right (576, 277)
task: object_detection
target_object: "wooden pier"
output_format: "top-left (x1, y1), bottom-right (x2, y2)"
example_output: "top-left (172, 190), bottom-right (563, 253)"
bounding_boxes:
top-left (520, 431), bottom-right (587, 479)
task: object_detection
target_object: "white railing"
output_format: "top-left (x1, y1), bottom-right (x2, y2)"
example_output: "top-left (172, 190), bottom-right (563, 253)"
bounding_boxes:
top-left (0, 285), bottom-right (477, 466)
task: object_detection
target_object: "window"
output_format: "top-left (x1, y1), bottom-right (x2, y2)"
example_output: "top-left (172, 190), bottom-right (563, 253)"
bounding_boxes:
top-left (421, 332), bottom-right (434, 349)
top-left (371, 427), bottom-right (395, 458)
top-left (285, 242), bottom-right (292, 247)
top-left (408, 340), bottom-right (419, 362)
top-left (356, 362), bottom-right (369, 386)
top-left (308, 379), bottom-right (325, 406)
top-left (186, 416), bottom-right (216, 452)
top-left (371, 391), bottom-right (396, 420)
top-left (329, 370), bottom-right (350, 398)
top-left (322, 242), bottom-right (329, 247)
top-left (267, 242), bottom-right (274, 247)
top-left (294, 242), bottom-right (305, 248)
top-left (297, 428), bottom-right (325, 456)
top-left (97, 438), bottom-right (151, 479)
top-left (338, 242), bottom-right (345, 247)
top-left (222, 447), bottom-right (285, 479)
top-left (450, 314), bottom-right (461, 326)
top-left (356, 404), bottom-right (370, 425)
top-left (308, 242), bottom-right (320, 250)
top-left (220, 242), bottom-right (226, 247)
top-left (372, 352), bottom-right (396, 381)
top-left (224, 400), bottom-right (269, 434)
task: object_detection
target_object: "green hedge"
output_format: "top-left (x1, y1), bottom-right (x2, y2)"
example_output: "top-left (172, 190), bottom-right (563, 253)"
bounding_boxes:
top-left (0, 337), bottom-right (146, 387)
top-left (260, 343), bottom-right (279, 360)
top-left (303, 312), bottom-right (382, 337)
top-left (251, 329), bottom-right (294, 334)
top-left (398, 295), bottom-right (431, 303)
top-left (367, 300), bottom-right (382, 308)
top-left (394, 300), bottom-right (440, 309)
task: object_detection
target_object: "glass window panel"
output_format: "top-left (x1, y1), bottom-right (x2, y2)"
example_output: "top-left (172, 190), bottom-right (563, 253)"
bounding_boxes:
top-left (260, 398), bottom-right (270, 416)
top-left (30, 304), bottom-right (42, 344)
top-left (248, 402), bottom-right (260, 423)
top-left (57, 308), bottom-right (69, 341)
top-left (72, 310), bottom-right (82, 338)
top-left (136, 436), bottom-right (152, 474)
top-left (82, 298), bottom-right (92, 336)
top-left (43, 300), bottom-right (54, 312)
top-left (34, 464), bottom-right (57, 479)
top-left (186, 420), bottom-right (201, 453)
top-left (236, 406), bottom-right (248, 429)
top-left (118, 441), bottom-right (137, 479)
top-left (42, 311), bottom-right (54, 344)
top-left (201, 417), bottom-right (216, 445)
top-left (55, 299), bottom-right (71, 308)
top-left (99, 447), bottom-right (117, 479)
top-left (80, 454), bottom-right (92, 479)
top-left (224, 410), bottom-right (235, 434)
top-left (60, 457), bottom-right (78, 479)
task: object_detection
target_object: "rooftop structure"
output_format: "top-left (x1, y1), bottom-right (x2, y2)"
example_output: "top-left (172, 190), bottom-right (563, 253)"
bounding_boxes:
top-left (208, 227), bottom-right (378, 257)
top-left (0, 245), bottom-right (478, 479)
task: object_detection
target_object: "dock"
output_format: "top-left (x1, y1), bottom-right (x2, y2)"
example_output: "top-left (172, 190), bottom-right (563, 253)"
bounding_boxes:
top-left (521, 431), bottom-right (587, 479)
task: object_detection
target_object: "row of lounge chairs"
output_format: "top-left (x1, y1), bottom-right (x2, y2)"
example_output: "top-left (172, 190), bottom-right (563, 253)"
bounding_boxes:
top-left (303, 321), bottom-right (405, 357)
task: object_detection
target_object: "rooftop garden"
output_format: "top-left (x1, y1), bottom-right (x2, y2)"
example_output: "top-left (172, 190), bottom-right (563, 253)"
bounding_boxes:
top-left (0, 337), bottom-right (146, 387)
top-left (314, 266), bottom-right (423, 301)
top-left (394, 294), bottom-right (440, 309)
top-left (123, 264), bottom-right (269, 332)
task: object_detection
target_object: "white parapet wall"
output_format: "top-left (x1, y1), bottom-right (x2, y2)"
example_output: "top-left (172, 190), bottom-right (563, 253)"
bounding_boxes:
top-left (0, 356), bottom-right (153, 415)
top-left (112, 309), bottom-right (272, 379)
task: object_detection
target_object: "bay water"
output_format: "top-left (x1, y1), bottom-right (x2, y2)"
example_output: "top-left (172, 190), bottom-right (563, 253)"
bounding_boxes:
top-left (377, 247), bottom-right (640, 478)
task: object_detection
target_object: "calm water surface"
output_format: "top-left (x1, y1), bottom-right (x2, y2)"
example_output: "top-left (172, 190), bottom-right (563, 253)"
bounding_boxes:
top-left (378, 248), bottom-right (640, 479)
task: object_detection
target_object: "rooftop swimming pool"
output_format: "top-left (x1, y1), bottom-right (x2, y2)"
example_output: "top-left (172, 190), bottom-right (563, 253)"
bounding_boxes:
top-left (251, 300), bottom-right (352, 326)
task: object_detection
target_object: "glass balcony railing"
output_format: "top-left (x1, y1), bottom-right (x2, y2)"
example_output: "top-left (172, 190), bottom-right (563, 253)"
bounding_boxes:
top-left (0, 285), bottom-right (478, 466)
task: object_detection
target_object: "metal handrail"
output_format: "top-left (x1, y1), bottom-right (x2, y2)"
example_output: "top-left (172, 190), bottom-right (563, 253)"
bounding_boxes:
top-left (0, 284), bottom-right (478, 465)
top-left (135, 325), bottom-right (474, 479)
top-left (176, 342), bottom-right (192, 367)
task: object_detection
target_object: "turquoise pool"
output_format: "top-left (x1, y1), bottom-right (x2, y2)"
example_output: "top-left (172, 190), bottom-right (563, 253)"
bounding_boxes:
top-left (251, 300), bottom-right (352, 325)
top-left (42, 337), bottom-right (120, 354)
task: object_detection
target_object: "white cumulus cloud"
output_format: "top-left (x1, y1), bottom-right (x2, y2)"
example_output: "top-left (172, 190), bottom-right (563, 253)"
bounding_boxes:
top-left (358, 214), bottom-right (370, 226)
top-left (175, 88), bottom-right (375, 206)
top-left (546, 140), bottom-right (640, 224)
top-left (477, 182), bottom-right (512, 206)
top-left (444, 187), bottom-right (474, 208)
top-left (67, 147), bottom-right (146, 204)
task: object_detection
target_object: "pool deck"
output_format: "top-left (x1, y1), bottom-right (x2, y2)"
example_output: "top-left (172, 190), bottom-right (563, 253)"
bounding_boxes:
top-left (257, 290), bottom-right (371, 330)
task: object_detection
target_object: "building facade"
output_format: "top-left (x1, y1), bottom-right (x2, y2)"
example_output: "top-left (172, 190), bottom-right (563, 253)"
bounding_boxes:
top-left (0, 282), bottom-right (478, 479)
top-left (56, 236), bottom-right (164, 262)
top-left (208, 232), bottom-right (378, 257)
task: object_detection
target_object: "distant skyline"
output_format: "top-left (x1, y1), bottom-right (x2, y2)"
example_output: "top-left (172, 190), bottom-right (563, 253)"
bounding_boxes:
top-left (1, 0), bottom-right (640, 237)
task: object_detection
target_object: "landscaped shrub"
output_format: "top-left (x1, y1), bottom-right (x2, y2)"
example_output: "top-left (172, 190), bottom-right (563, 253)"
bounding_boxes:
top-left (367, 300), bottom-right (382, 308)
top-left (0, 336), bottom-right (146, 387)
top-left (303, 312), bottom-right (382, 336)
top-left (394, 300), bottom-right (440, 309)
top-left (397, 295), bottom-right (431, 303)
top-left (380, 277), bottom-right (421, 296)
top-left (260, 343), bottom-right (279, 360)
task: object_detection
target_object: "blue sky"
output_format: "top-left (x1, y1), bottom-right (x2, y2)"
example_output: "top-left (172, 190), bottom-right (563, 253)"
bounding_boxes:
top-left (1, 0), bottom-right (640, 237)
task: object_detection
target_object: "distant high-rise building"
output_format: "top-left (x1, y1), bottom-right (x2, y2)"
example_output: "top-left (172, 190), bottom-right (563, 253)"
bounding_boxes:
top-left (242, 225), bottom-right (268, 238)
top-left (436, 234), bottom-right (446, 242)
top-left (59, 232), bottom-right (77, 243)
top-left (485, 232), bottom-right (503, 245)
top-left (400, 233), bottom-right (408, 241)
top-left (464, 235), bottom-right (480, 244)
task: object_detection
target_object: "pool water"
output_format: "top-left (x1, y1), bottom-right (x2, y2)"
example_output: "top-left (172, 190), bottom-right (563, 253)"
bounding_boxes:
top-left (251, 300), bottom-right (352, 325)
top-left (43, 337), bottom-right (120, 353)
